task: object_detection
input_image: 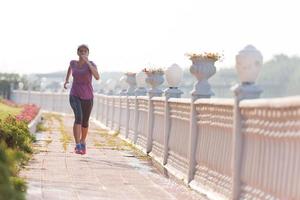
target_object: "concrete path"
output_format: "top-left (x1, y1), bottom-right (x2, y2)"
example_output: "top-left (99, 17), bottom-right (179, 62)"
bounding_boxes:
top-left (20, 113), bottom-right (206, 200)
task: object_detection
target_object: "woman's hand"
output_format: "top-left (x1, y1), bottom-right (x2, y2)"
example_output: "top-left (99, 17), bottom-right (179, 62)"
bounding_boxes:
top-left (80, 55), bottom-right (100, 80)
top-left (64, 66), bottom-right (71, 89)
top-left (81, 55), bottom-right (89, 63)
top-left (63, 81), bottom-right (69, 89)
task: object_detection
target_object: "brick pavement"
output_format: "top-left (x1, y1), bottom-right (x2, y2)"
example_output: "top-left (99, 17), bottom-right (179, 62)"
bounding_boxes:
top-left (20, 113), bottom-right (207, 200)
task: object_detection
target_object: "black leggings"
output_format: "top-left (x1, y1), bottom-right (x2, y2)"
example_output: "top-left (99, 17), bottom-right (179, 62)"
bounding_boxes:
top-left (69, 95), bottom-right (93, 128)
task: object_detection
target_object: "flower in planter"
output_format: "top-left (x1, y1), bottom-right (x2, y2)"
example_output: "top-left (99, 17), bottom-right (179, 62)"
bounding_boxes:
top-left (185, 52), bottom-right (223, 61)
top-left (142, 67), bottom-right (164, 75)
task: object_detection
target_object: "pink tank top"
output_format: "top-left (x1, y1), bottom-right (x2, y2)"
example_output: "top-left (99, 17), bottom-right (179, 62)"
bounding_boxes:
top-left (70, 60), bottom-right (96, 99)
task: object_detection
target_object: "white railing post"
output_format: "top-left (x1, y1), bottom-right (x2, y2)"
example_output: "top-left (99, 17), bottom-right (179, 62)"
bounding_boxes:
top-left (27, 88), bottom-right (31, 104)
top-left (134, 71), bottom-right (147, 143)
top-left (162, 96), bottom-right (170, 165)
top-left (60, 92), bottom-right (63, 113)
top-left (100, 96), bottom-right (105, 122)
top-left (133, 96), bottom-right (139, 143)
top-left (125, 73), bottom-right (136, 138)
top-left (231, 45), bottom-right (263, 199)
top-left (231, 96), bottom-right (244, 200)
top-left (52, 92), bottom-right (55, 112)
top-left (163, 64), bottom-right (183, 165)
top-left (146, 96), bottom-right (154, 153)
top-left (118, 96), bottom-right (122, 132)
top-left (187, 55), bottom-right (216, 183)
top-left (145, 71), bottom-right (164, 154)
top-left (92, 94), bottom-right (98, 119)
top-left (163, 91), bottom-right (182, 165)
top-left (38, 91), bottom-right (42, 109)
top-left (111, 97), bottom-right (115, 130)
top-left (105, 96), bottom-right (109, 127)
top-left (125, 96), bottom-right (130, 138)
top-left (187, 96), bottom-right (198, 183)
top-left (98, 95), bottom-right (101, 121)
top-left (95, 95), bottom-right (99, 120)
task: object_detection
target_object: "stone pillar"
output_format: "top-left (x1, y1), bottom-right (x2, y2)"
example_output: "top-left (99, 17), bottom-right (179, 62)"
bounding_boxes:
top-left (163, 64), bottom-right (183, 164)
top-left (125, 96), bottom-right (130, 138)
top-left (111, 97), bottom-right (115, 130)
top-left (146, 97), bottom-right (154, 153)
top-left (231, 45), bottom-right (263, 200)
top-left (105, 96), bottom-right (109, 127)
top-left (187, 54), bottom-right (217, 182)
top-left (133, 72), bottom-right (147, 143)
top-left (133, 96), bottom-right (139, 144)
top-left (145, 70), bottom-right (164, 153)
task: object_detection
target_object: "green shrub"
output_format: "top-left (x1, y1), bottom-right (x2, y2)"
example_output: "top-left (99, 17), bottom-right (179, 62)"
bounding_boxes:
top-left (0, 116), bottom-right (35, 153)
top-left (0, 142), bottom-right (26, 200)
top-left (0, 103), bottom-right (37, 199)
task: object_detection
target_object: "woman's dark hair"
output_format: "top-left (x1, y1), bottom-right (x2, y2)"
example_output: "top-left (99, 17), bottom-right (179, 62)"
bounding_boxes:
top-left (77, 44), bottom-right (89, 53)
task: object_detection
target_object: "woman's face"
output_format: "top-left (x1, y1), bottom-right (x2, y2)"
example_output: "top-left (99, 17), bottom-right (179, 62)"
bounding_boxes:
top-left (78, 47), bottom-right (89, 57)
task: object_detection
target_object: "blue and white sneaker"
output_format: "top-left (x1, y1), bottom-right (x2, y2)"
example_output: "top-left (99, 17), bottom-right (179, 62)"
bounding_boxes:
top-left (75, 144), bottom-right (82, 154)
top-left (81, 143), bottom-right (86, 155)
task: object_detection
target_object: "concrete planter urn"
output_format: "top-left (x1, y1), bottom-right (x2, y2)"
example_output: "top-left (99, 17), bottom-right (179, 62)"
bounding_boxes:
top-left (144, 69), bottom-right (164, 97)
top-left (236, 45), bottom-right (263, 83)
top-left (125, 73), bottom-right (136, 96)
top-left (135, 71), bottom-right (147, 96)
top-left (187, 53), bottom-right (218, 98)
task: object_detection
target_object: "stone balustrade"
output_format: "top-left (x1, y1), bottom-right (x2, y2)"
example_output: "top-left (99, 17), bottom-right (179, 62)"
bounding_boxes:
top-left (11, 90), bottom-right (300, 200)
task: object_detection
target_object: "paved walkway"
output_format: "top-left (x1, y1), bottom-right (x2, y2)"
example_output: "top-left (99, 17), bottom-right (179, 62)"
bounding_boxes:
top-left (20, 113), bottom-right (206, 200)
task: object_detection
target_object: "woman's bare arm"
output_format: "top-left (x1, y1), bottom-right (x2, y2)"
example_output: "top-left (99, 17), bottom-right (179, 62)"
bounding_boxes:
top-left (81, 55), bottom-right (100, 80)
top-left (87, 62), bottom-right (100, 80)
top-left (64, 65), bottom-right (71, 89)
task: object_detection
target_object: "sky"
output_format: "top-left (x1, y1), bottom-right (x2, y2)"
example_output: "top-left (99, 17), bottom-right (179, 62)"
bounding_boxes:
top-left (0, 0), bottom-right (299, 75)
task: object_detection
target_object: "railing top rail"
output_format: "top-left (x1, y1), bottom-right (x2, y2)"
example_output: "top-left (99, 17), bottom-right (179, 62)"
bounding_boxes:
top-left (240, 95), bottom-right (300, 108)
top-left (168, 98), bottom-right (191, 104)
top-left (195, 98), bottom-right (234, 106)
top-left (151, 97), bottom-right (165, 101)
top-left (14, 91), bottom-right (300, 109)
top-left (135, 96), bottom-right (148, 100)
top-left (12, 90), bottom-right (27, 94)
top-left (127, 96), bottom-right (135, 100)
top-left (94, 93), bottom-right (105, 98)
top-left (13, 90), bottom-right (69, 95)
top-left (120, 96), bottom-right (128, 100)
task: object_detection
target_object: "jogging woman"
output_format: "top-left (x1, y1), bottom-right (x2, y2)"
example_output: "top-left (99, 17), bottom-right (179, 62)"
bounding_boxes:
top-left (63, 44), bottom-right (100, 154)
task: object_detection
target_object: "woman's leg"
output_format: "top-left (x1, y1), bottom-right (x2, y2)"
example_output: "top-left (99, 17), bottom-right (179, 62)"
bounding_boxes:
top-left (73, 124), bottom-right (81, 144)
top-left (80, 98), bottom-right (93, 144)
top-left (69, 95), bottom-right (83, 145)
top-left (81, 127), bottom-right (88, 143)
